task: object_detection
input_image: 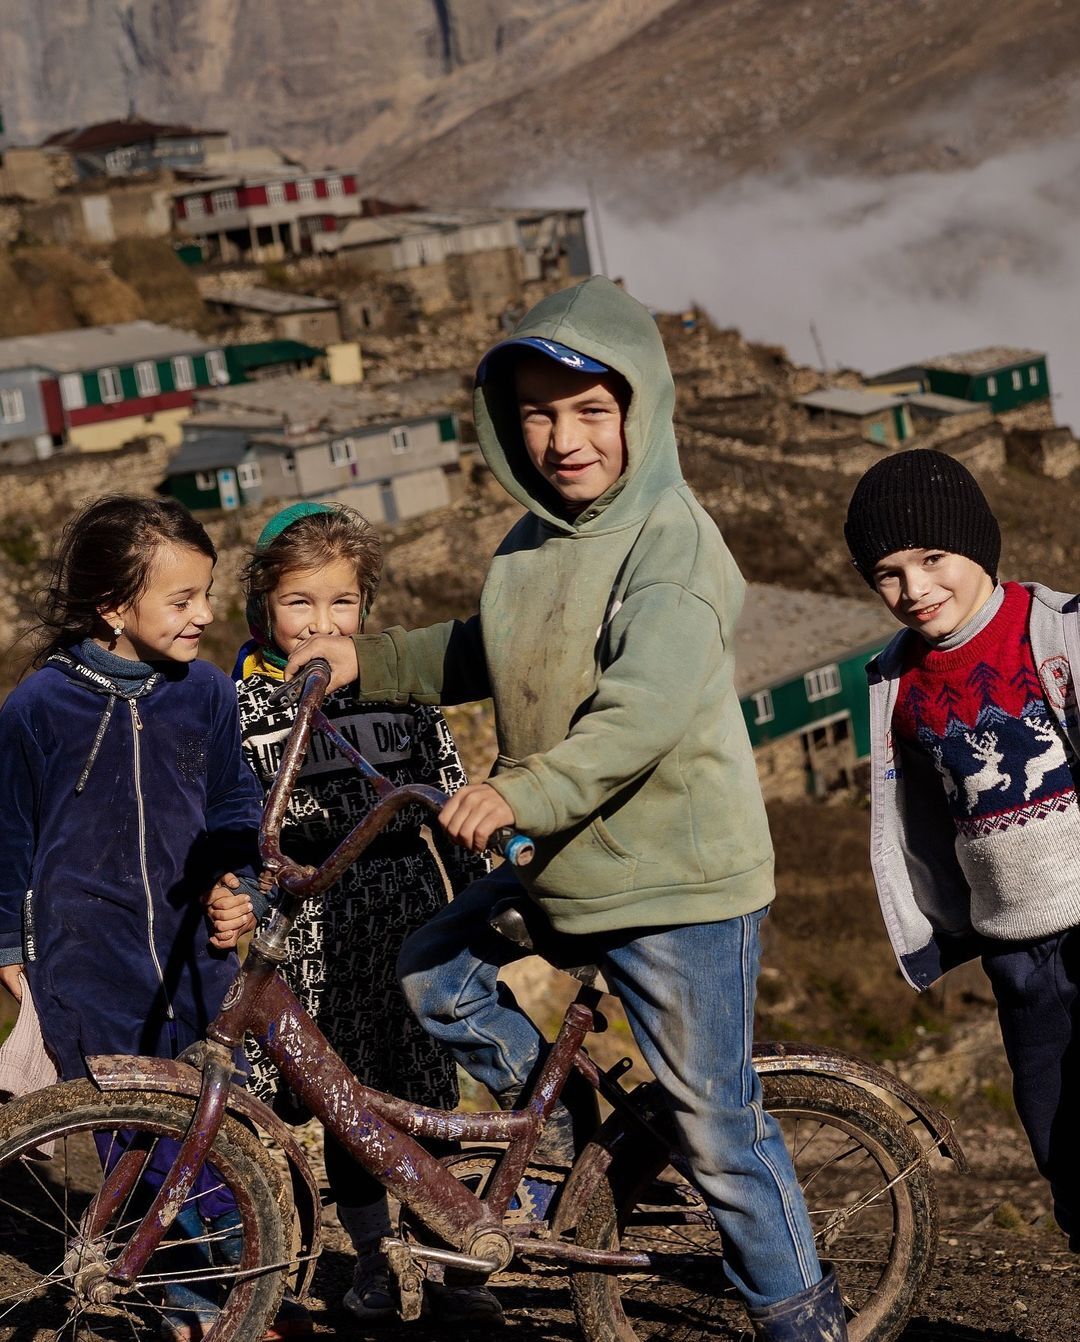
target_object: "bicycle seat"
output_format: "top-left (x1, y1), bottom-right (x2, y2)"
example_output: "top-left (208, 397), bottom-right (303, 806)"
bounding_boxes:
top-left (488, 896), bottom-right (599, 987)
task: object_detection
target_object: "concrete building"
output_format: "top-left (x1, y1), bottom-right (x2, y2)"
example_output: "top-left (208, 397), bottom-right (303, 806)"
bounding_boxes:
top-left (168, 376), bottom-right (462, 521)
top-left (22, 177), bottom-right (173, 245)
top-left (736, 585), bottom-right (897, 800)
top-left (0, 363), bottom-right (65, 462)
top-left (316, 206), bottom-right (591, 314)
top-left (797, 389), bottom-right (914, 446)
top-left (0, 145), bottom-right (73, 201)
top-left (201, 285), bottom-right (343, 346)
top-left (0, 322), bottom-right (229, 453)
top-left (43, 118), bottom-right (230, 180)
top-left (172, 170), bottom-right (363, 263)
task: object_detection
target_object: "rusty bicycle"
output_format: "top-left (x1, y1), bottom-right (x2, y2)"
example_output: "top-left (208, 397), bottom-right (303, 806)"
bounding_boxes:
top-left (0, 658), bottom-right (965, 1341)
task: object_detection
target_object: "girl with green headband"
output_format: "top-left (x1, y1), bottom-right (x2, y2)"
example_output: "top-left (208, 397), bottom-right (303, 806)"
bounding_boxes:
top-left (217, 502), bottom-right (496, 1324)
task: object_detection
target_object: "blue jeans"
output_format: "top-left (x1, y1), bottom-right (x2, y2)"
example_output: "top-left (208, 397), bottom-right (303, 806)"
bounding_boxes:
top-left (397, 866), bottom-right (821, 1307)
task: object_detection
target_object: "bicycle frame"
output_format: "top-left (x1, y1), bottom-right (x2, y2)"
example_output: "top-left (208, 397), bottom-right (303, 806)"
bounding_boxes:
top-left (89, 659), bottom-right (647, 1300)
top-left (81, 657), bottom-right (966, 1311)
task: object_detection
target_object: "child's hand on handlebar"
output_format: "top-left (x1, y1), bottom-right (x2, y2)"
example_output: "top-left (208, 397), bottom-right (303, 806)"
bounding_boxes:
top-left (204, 873), bottom-right (255, 949)
top-left (439, 783), bottom-right (515, 854)
top-left (284, 636), bottom-right (359, 692)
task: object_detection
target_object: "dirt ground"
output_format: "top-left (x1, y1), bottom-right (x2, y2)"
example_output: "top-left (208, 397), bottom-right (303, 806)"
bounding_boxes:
top-left (270, 1068), bottom-right (1077, 1342)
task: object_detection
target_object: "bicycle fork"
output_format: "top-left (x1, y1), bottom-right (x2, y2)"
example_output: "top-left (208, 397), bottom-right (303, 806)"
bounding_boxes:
top-left (81, 1041), bottom-right (237, 1302)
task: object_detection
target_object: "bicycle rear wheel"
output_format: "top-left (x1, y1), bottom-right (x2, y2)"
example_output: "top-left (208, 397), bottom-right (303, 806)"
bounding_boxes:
top-left (571, 1073), bottom-right (937, 1342)
top-left (0, 1079), bottom-right (289, 1342)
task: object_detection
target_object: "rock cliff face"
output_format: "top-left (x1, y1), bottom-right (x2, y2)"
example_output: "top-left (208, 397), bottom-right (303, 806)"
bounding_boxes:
top-left (0, 0), bottom-right (678, 168)
top-left (2, 0), bottom-right (1077, 206)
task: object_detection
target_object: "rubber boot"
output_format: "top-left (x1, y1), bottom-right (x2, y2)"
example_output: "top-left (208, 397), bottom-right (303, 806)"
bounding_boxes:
top-left (745, 1265), bottom-right (849, 1342)
top-left (160, 1203), bottom-right (218, 1342)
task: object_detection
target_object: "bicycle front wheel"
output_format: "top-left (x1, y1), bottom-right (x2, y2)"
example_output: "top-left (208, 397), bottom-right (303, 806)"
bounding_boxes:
top-left (0, 1079), bottom-right (289, 1342)
top-left (571, 1073), bottom-right (937, 1342)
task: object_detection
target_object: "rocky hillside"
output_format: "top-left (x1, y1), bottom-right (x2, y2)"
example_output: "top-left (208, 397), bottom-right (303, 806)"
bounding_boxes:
top-left (2, 0), bottom-right (1078, 207)
top-left (0, 0), bottom-right (677, 173)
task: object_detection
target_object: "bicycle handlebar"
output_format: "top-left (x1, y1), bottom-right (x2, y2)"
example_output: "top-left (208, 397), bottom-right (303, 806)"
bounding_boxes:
top-left (259, 658), bottom-right (534, 898)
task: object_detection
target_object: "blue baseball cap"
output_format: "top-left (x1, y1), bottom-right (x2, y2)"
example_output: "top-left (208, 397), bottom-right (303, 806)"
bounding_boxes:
top-left (476, 336), bottom-right (610, 384)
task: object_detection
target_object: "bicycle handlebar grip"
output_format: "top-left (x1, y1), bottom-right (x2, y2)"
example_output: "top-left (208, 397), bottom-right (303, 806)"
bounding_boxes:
top-left (492, 827), bottom-right (535, 867)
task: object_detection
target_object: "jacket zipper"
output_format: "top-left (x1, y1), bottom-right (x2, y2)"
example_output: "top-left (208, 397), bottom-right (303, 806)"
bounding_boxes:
top-left (130, 699), bottom-right (174, 1020)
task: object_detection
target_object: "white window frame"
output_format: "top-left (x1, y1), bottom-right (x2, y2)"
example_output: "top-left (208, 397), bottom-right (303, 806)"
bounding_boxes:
top-left (1029, 365), bottom-right (1040, 386)
top-left (0, 388), bottom-right (25, 424)
top-left (325, 174), bottom-right (343, 197)
top-left (1011, 369), bottom-right (1022, 391)
top-left (211, 189), bottom-right (237, 214)
top-left (297, 178), bottom-right (316, 202)
top-left (804, 664), bottom-right (842, 703)
top-left (752, 690), bottom-right (774, 725)
top-left (195, 471), bottom-right (215, 491)
top-left (237, 461), bottom-right (261, 489)
top-left (134, 361), bottom-right (159, 397)
top-left (390, 426), bottom-right (410, 454)
top-left (266, 181), bottom-right (286, 206)
top-left (205, 350), bottom-right (229, 386)
top-left (98, 367), bottom-right (123, 403)
top-left (185, 195), bottom-right (206, 218)
top-left (329, 437), bottom-right (357, 467)
top-left (986, 375), bottom-right (997, 397)
top-left (171, 355), bottom-right (194, 391)
top-left (59, 373), bottom-right (85, 410)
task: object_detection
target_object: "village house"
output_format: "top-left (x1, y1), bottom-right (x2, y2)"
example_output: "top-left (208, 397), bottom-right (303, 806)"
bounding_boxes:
top-left (201, 285), bottom-right (344, 346)
top-left (171, 169), bottom-right (364, 263)
top-left (921, 347), bottom-right (1050, 416)
top-left (0, 322), bottom-right (229, 457)
top-left (796, 388), bottom-right (914, 446)
top-left (0, 144), bottom-right (74, 202)
top-left (21, 177), bottom-right (174, 246)
top-left (313, 206), bottom-right (592, 315)
top-left (223, 340), bottom-right (324, 385)
top-left (735, 585), bottom-right (897, 800)
top-left (42, 117), bottom-right (231, 181)
top-left (166, 375), bottom-right (463, 522)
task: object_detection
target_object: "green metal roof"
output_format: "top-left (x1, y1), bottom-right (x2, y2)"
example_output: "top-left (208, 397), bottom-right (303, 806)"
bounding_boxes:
top-left (224, 340), bottom-right (323, 372)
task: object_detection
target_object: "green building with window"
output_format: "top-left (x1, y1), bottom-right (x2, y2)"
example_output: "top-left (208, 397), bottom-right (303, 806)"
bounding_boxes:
top-left (922, 347), bottom-right (1049, 415)
top-left (735, 585), bottom-right (897, 798)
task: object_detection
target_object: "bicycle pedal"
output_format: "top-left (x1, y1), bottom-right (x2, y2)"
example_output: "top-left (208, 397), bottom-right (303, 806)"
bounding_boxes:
top-left (383, 1239), bottom-right (425, 1322)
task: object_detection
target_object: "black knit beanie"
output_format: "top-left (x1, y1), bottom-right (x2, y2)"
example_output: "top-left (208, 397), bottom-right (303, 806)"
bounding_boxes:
top-left (844, 449), bottom-right (1000, 586)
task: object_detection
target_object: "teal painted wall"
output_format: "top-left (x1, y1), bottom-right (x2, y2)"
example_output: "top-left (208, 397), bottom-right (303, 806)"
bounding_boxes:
top-left (925, 356), bottom-right (1049, 413)
top-left (79, 352), bottom-right (218, 406)
top-left (740, 640), bottom-right (888, 761)
top-left (167, 473), bottom-right (221, 511)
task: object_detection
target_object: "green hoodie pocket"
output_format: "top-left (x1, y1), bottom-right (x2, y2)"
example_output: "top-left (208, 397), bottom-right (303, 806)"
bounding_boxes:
top-left (494, 755), bottom-right (639, 897)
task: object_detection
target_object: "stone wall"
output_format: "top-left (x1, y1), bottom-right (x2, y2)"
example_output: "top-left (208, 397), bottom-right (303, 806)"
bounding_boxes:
top-left (1005, 426), bottom-right (1079, 479)
top-left (0, 436), bottom-right (173, 523)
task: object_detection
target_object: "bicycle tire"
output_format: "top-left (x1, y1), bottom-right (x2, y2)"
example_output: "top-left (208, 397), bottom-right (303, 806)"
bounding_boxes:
top-left (0, 1079), bottom-right (289, 1342)
top-left (571, 1072), bottom-right (937, 1342)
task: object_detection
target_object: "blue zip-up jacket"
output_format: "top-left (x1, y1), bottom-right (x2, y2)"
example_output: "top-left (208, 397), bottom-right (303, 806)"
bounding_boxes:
top-left (0, 653), bottom-right (263, 1079)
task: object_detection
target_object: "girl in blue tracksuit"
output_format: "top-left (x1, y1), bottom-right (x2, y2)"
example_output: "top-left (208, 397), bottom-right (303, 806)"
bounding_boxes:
top-left (0, 495), bottom-right (269, 1341)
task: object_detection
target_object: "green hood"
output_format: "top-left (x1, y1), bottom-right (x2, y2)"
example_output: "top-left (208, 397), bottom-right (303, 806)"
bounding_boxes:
top-left (474, 276), bottom-right (684, 532)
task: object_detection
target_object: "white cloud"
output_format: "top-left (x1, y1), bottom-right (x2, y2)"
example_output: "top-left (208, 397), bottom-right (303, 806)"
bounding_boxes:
top-left (530, 144), bottom-right (1080, 427)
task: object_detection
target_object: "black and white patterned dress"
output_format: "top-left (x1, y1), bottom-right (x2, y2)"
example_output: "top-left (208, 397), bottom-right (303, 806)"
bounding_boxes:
top-left (236, 672), bottom-right (488, 1110)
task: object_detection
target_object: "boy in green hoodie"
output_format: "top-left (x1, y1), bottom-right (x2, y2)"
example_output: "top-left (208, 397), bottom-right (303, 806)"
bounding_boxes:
top-left (286, 277), bottom-right (846, 1340)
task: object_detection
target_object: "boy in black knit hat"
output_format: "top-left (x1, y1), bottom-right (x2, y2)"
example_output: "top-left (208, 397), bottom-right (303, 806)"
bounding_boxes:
top-left (845, 447), bottom-right (1080, 1251)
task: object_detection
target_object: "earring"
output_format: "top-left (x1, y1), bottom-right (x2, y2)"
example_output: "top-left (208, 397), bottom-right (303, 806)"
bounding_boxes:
top-left (112, 625), bottom-right (123, 637)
